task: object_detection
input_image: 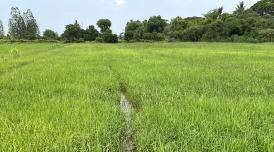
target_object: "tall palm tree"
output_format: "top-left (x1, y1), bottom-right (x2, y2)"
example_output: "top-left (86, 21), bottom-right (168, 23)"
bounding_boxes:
top-left (234, 1), bottom-right (245, 16)
top-left (204, 7), bottom-right (223, 21)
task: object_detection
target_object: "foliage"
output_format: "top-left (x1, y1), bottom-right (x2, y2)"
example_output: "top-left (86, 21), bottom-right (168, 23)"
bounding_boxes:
top-left (23, 9), bottom-right (40, 39)
top-left (0, 19), bottom-right (4, 38)
top-left (99, 30), bottom-right (118, 43)
top-left (81, 25), bottom-right (99, 41)
top-left (97, 19), bottom-right (112, 33)
top-left (8, 7), bottom-right (39, 40)
top-left (143, 32), bottom-right (165, 41)
top-left (166, 17), bottom-right (188, 40)
top-left (145, 15), bottom-right (167, 33)
top-left (181, 26), bottom-right (204, 41)
top-left (202, 20), bottom-right (229, 41)
top-left (43, 29), bottom-right (59, 40)
top-left (62, 21), bottom-right (82, 42)
top-left (257, 28), bottom-right (274, 41)
top-left (184, 17), bottom-right (205, 26)
top-left (3, 0), bottom-right (274, 42)
top-left (251, 0), bottom-right (274, 17)
top-left (8, 7), bottom-right (26, 39)
top-left (124, 20), bottom-right (144, 41)
top-left (96, 19), bottom-right (118, 43)
top-left (122, 0), bottom-right (274, 42)
top-left (234, 1), bottom-right (246, 16)
top-left (204, 7), bottom-right (224, 22)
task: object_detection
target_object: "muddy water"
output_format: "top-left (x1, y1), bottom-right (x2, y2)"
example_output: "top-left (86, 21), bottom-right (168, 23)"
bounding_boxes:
top-left (120, 93), bottom-right (136, 152)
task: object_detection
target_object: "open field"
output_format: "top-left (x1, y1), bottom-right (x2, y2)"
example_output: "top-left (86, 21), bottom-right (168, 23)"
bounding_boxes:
top-left (0, 42), bottom-right (274, 151)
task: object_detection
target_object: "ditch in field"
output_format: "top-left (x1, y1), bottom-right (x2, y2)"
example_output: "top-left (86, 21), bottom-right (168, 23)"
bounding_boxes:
top-left (120, 93), bottom-right (136, 152)
top-left (119, 82), bottom-right (137, 152)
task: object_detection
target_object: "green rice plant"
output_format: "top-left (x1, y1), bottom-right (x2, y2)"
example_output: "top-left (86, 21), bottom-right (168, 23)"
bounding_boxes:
top-left (0, 42), bottom-right (273, 151)
top-left (109, 42), bottom-right (274, 151)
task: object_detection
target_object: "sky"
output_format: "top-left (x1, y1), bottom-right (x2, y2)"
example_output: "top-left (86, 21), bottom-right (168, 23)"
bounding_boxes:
top-left (0, 0), bottom-right (259, 35)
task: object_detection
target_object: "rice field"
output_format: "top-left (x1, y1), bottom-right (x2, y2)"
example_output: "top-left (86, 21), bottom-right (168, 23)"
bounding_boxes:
top-left (0, 42), bottom-right (273, 151)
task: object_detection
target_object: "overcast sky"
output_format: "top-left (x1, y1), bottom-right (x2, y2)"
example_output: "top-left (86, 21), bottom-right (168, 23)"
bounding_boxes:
top-left (0, 0), bottom-right (259, 35)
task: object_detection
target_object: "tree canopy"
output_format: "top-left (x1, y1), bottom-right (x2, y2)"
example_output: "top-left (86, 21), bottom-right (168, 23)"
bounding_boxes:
top-left (62, 21), bottom-right (82, 42)
top-left (251, 0), bottom-right (274, 17)
top-left (23, 9), bottom-right (39, 39)
top-left (97, 19), bottom-right (112, 33)
top-left (124, 0), bottom-right (274, 42)
top-left (8, 7), bottom-right (39, 40)
top-left (96, 19), bottom-right (118, 43)
top-left (8, 7), bottom-right (26, 39)
top-left (82, 25), bottom-right (99, 41)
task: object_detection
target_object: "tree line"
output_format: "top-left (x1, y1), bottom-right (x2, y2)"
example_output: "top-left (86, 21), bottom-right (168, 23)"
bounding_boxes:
top-left (0, 7), bottom-right (118, 43)
top-left (0, 0), bottom-right (274, 43)
top-left (124, 0), bottom-right (274, 42)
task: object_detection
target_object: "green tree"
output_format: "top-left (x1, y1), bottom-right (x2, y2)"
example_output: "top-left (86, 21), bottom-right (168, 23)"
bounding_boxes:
top-left (169, 16), bottom-right (188, 31)
top-left (124, 20), bottom-right (144, 41)
top-left (100, 29), bottom-right (118, 43)
top-left (142, 32), bottom-right (165, 41)
top-left (82, 25), bottom-right (99, 41)
top-left (181, 26), bottom-right (204, 42)
top-left (251, 0), bottom-right (274, 17)
top-left (97, 19), bottom-right (111, 33)
top-left (96, 19), bottom-right (118, 43)
top-left (166, 16), bottom-right (188, 40)
top-left (0, 19), bottom-right (4, 38)
top-left (145, 15), bottom-right (167, 33)
top-left (184, 17), bottom-right (205, 26)
top-left (43, 29), bottom-right (58, 40)
top-left (204, 7), bottom-right (224, 22)
top-left (8, 7), bottom-right (26, 39)
top-left (224, 18), bottom-right (248, 36)
top-left (62, 20), bottom-right (82, 42)
top-left (257, 28), bottom-right (274, 41)
top-left (234, 1), bottom-right (246, 16)
top-left (23, 9), bottom-right (39, 39)
top-left (202, 20), bottom-right (229, 41)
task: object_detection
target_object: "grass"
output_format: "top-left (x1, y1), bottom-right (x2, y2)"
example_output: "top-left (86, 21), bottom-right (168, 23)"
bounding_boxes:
top-left (0, 42), bottom-right (273, 151)
top-left (0, 43), bottom-right (124, 151)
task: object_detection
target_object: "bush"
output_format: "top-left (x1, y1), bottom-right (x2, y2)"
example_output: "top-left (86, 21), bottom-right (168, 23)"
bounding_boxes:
top-left (95, 37), bottom-right (103, 43)
top-left (43, 29), bottom-right (59, 40)
top-left (231, 35), bottom-right (259, 43)
top-left (0, 39), bottom-right (61, 43)
top-left (124, 31), bottom-right (134, 41)
top-left (102, 33), bottom-right (118, 43)
top-left (202, 20), bottom-right (229, 41)
top-left (167, 31), bottom-right (184, 41)
top-left (181, 26), bottom-right (204, 42)
top-left (257, 29), bottom-right (274, 42)
top-left (97, 33), bottom-right (118, 43)
top-left (143, 32), bottom-right (165, 41)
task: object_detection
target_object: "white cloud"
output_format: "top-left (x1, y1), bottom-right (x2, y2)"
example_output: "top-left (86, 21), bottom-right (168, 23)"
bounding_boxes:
top-left (115, 0), bottom-right (126, 7)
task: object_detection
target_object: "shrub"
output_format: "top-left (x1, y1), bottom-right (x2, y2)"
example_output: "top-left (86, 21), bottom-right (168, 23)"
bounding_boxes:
top-left (257, 29), bottom-right (274, 42)
top-left (202, 20), bottom-right (229, 41)
top-left (101, 33), bottom-right (118, 43)
top-left (95, 37), bottom-right (103, 43)
top-left (143, 32), bottom-right (165, 41)
top-left (181, 26), bottom-right (204, 42)
top-left (231, 35), bottom-right (259, 43)
top-left (43, 29), bottom-right (59, 40)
